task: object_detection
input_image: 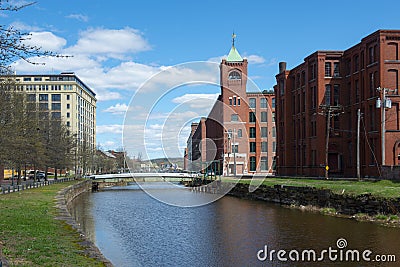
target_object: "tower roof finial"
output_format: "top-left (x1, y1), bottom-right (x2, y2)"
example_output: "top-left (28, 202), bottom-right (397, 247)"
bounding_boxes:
top-left (232, 31), bottom-right (236, 47)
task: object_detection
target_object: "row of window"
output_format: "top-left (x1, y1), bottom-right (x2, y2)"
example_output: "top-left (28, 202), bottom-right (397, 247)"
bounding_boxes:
top-left (230, 141), bottom-right (276, 154)
top-left (20, 84), bottom-right (73, 91)
top-left (231, 112), bottom-right (276, 122)
top-left (27, 94), bottom-right (70, 102)
top-left (228, 127), bottom-right (276, 139)
top-left (249, 156), bottom-right (269, 172)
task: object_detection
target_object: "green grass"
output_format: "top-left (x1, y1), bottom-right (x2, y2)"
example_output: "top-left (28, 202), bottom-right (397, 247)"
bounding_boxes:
top-left (0, 181), bottom-right (106, 267)
top-left (222, 177), bottom-right (400, 198)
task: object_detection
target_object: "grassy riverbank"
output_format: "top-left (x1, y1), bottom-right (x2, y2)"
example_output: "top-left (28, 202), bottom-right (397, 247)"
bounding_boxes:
top-left (0, 180), bottom-right (106, 267)
top-left (223, 177), bottom-right (400, 198)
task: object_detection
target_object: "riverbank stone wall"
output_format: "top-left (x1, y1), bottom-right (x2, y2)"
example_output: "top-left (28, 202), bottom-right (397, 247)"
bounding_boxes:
top-left (225, 183), bottom-right (400, 216)
top-left (54, 180), bottom-right (113, 267)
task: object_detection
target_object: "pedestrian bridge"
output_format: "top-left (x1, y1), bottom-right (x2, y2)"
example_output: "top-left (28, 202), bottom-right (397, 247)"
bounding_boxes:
top-left (93, 172), bottom-right (196, 182)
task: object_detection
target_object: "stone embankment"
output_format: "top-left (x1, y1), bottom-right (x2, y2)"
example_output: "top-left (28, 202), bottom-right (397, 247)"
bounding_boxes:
top-left (221, 183), bottom-right (400, 216)
top-left (54, 180), bottom-right (113, 267)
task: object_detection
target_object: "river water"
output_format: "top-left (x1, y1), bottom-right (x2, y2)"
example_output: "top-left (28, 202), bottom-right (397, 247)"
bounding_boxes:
top-left (69, 183), bottom-right (400, 267)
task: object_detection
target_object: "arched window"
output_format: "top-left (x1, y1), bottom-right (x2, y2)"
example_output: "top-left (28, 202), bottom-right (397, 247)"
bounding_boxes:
top-left (228, 71), bottom-right (241, 80)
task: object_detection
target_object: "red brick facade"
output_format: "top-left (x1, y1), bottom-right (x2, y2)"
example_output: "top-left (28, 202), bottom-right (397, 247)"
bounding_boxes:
top-left (184, 45), bottom-right (276, 176)
top-left (275, 30), bottom-right (400, 179)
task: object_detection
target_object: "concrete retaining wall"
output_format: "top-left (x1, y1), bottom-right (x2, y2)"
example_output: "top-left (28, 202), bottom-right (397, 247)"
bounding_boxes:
top-left (226, 183), bottom-right (400, 216)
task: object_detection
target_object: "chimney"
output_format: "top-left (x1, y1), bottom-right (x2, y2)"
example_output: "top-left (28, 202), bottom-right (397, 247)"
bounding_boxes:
top-left (279, 62), bottom-right (287, 73)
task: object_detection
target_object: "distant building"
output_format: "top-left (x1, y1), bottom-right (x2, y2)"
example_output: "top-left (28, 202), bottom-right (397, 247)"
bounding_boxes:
top-left (275, 30), bottom-right (400, 179)
top-left (184, 37), bottom-right (276, 175)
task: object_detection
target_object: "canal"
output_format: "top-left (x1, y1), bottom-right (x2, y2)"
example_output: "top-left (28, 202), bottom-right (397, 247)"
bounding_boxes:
top-left (69, 183), bottom-right (400, 267)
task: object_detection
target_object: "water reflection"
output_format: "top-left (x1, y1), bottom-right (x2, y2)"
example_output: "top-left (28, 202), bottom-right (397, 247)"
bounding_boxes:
top-left (70, 184), bottom-right (400, 267)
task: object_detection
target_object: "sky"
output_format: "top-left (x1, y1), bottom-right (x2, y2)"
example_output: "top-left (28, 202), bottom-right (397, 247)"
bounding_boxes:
top-left (2, 0), bottom-right (400, 159)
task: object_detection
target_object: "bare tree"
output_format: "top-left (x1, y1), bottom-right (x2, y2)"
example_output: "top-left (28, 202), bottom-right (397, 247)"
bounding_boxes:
top-left (0, 1), bottom-right (67, 72)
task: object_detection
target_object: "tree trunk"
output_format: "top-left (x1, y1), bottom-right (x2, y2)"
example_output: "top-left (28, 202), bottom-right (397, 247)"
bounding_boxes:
top-left (54, 167), bottom-right (58, 180)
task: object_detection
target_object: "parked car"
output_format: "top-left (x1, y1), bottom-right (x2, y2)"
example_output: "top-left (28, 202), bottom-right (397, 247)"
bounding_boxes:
top-left (35, 172), bottom-right (46, 182)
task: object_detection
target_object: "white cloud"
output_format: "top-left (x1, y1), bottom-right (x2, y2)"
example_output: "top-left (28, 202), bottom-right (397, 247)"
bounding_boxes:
top-left (97, 124), bottom-right (123, 134)
top-left (103, 103), bottom-right (128, 115)
top-left (66, 27), bottom-right (151, 57)
top-left (172, 93), bottom-right (219, 109)
top-left (246, 54), bottom-right (265, 64)
top-left (66, 14), bottom-right (89, 22)
top-left (22, 31), bottom-right (67, 52)
top-left (11, 21), bottom-right (43, 31)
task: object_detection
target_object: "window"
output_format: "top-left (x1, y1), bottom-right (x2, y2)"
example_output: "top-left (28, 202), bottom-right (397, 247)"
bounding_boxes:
top-left (39, 94), bottom-right (48, 102)
top-left (261, 157), bottom-right (268, 171)
top-left (272, 112), bottom-right (276, 122)
top-left (237, 97), bottom-right (241, 106)
top-left (369, 46), bottom-right (375, 64)
top-left (232, 144), bottom-right (238, 153)
top-left (334, 62), bottom-right (340, 77)
top-left (39, 112), bottom-right (48, 120)
top-left (333, 84), bottom-right (340, 106)
top-left (231, 114), bottom-right (239, 122)
top-left (250, 157), bottom-right (256, 172)
top-left (325, 85), bottom-right (331, 106)
top-left (229, 97), bottom-right (232, 106)
top-left (249, 112), bottom-right (256, 123)
top-left (261, 142), bottom-right (268, 152)
top-left (261, 127), bottom-right (268, 138)
top-left (260, 98), bottom-right (267, 108)
top-left (52, 112), bottom-right (61, 119)
top-left (228, 71), bottom-right (241, 80)
top-left (52, 94), bottom-right (61, 102)
top-left (272, 127), bottom-right (276, 138)
top-left (249, 127), bottom-right (256, 138)
top-left (67, 103), bottom-right (70, 109)
top-left (273, 141), bottom-right (276, 152)
top-left (249, 98), bottom-right (256, 109)
top-left (66, 121), bottom-right (70, 127)
top-left (27, 94), bottom-right (36, 102)
top-left (272, 98), bottom-right (275, 108)
top-left (237, 129), bottom-right (242, 138)
top-left (258, 112), bottom-right (266, 123)
top-left (67, 94), bottom-right (70, 100)
top-left (310, 64), bottom-right (316, 80)
top-left (325, 62), bottom-right (332, 77)
top-left (250, 142), bottom-right (256, 153)
top-left (39, 103), bottom-right (48, 110)
top-left (355, 80), bottom-right (360, 103)
top-left (354, 55), bottom-right (359, 72)
top-left (67, 112), bottom-right (70, 118)
top-left (23, 77), bottom-right (31, 81)
top-left (52, 103), bottom-right (61, 110)
top-left (311, 86), bottom-right (317, 109)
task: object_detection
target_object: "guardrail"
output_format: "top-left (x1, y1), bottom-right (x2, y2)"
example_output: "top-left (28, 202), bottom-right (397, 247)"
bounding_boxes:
top-left (0, 178), bottom-right (74, 195)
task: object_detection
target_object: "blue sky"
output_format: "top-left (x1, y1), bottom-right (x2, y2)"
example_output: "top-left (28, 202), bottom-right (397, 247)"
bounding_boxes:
top-left (3, 0), bottom-right (400, 159)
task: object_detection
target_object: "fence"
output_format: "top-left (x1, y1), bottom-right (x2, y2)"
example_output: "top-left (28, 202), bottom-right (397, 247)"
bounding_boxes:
top-left (0, 178), bottom-right (74, 195)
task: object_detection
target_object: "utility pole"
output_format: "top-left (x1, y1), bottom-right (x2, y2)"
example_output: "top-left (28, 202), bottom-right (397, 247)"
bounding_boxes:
top-left (324, 108), bottom-right (331, 180)
top-left (319, 104), bottom-right (343, 180)
top-left (233, 128), bottom-right (237, 177)
top-left (376, 87), bottom-right (394, 171)
top-left (357, 109), bottom-right (361, 180)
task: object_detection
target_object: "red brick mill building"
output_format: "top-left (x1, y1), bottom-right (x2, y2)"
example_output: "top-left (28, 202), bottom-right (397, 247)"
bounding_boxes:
top-left (184, 39), bottom-right (276, 176)
top-left (275, 30), bottom-right (400, 179)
